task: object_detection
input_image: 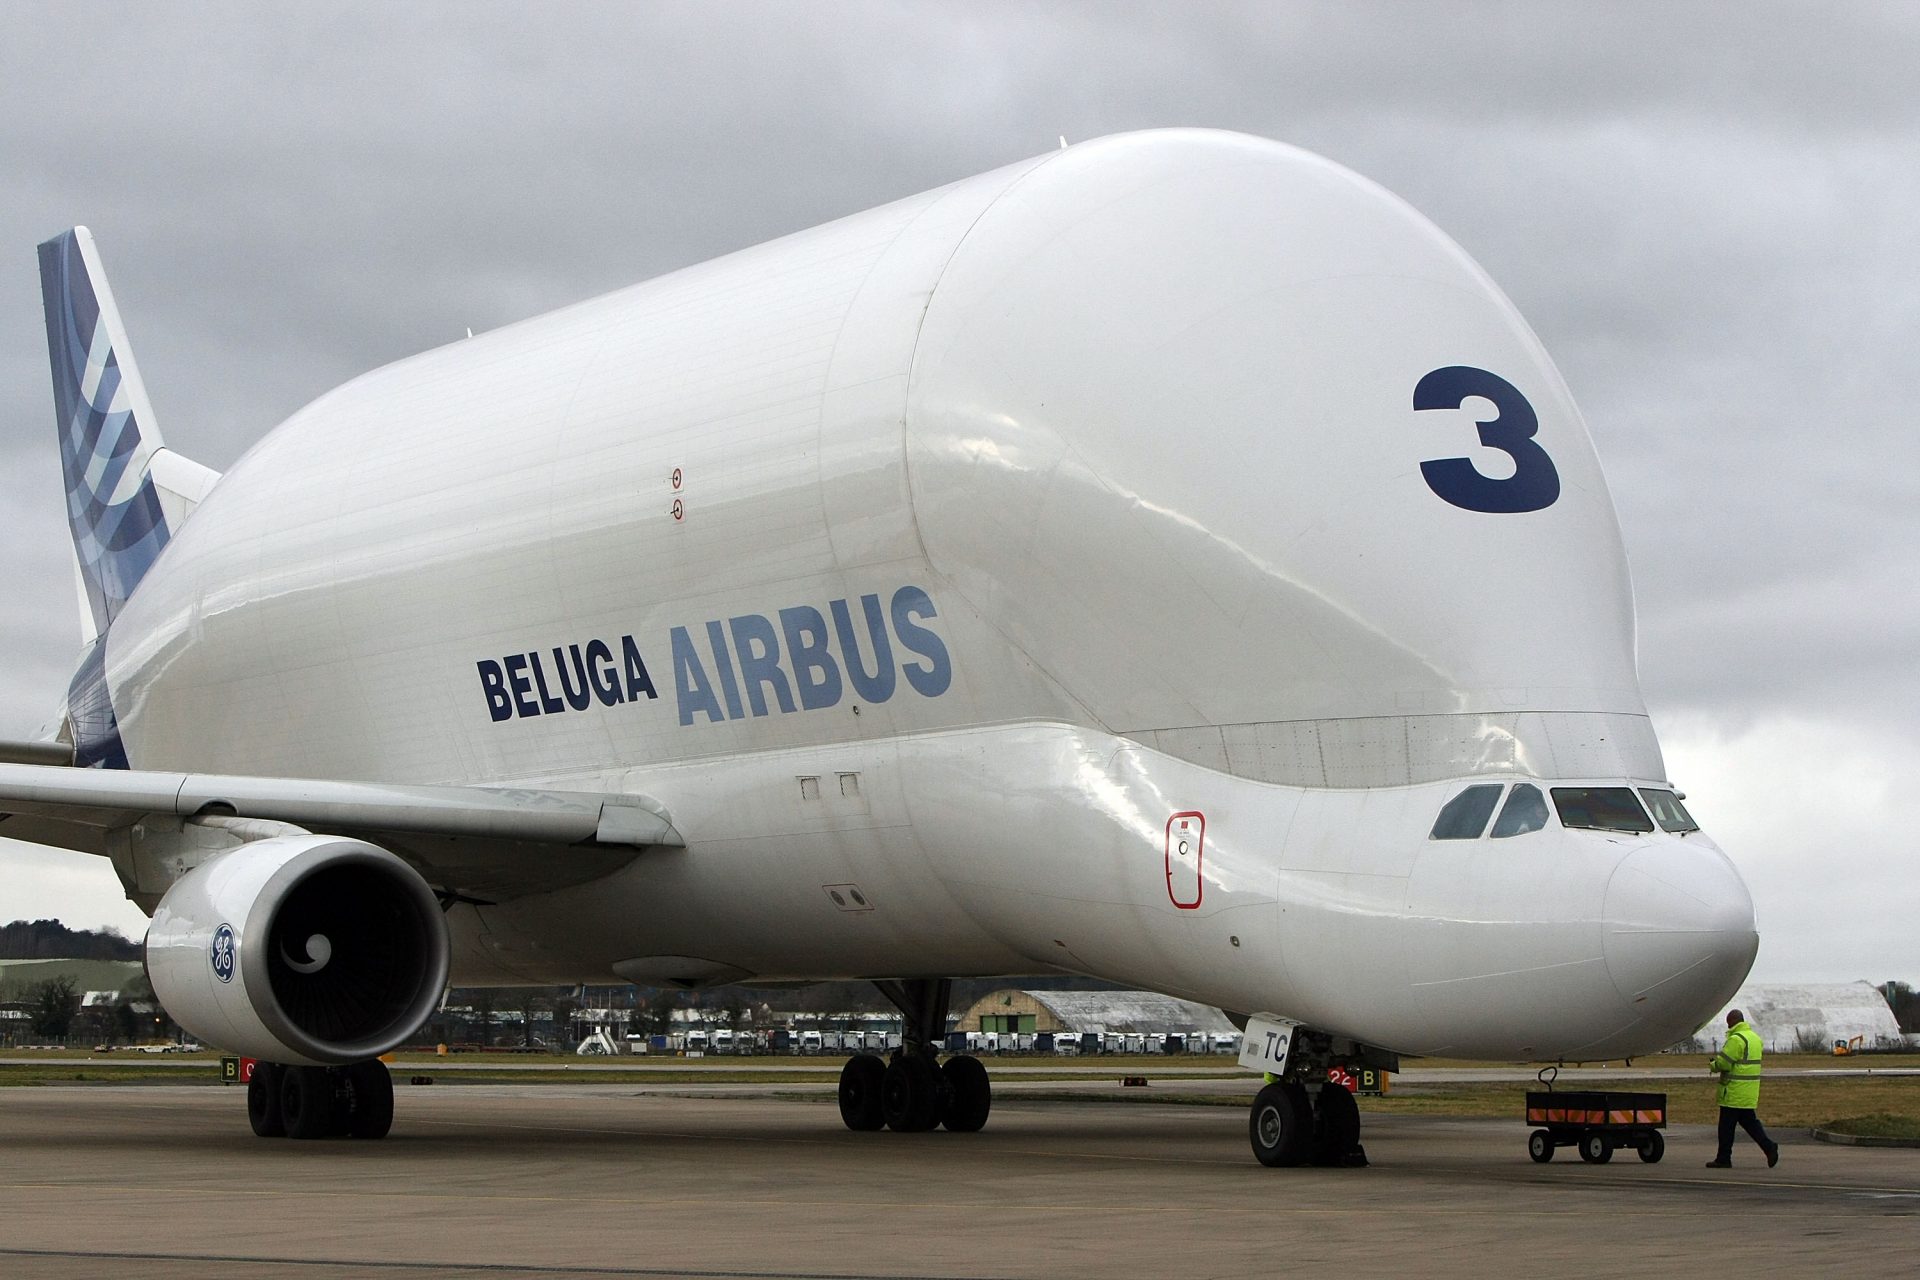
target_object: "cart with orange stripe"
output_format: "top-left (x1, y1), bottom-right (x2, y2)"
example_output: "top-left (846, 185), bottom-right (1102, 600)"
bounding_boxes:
top-left (1524, 1088), bottom-right (1667, 1164)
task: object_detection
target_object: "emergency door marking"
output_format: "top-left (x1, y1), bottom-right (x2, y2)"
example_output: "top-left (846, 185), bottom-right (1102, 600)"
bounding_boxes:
top-left (1166, 811), bottom-right (1204, 909)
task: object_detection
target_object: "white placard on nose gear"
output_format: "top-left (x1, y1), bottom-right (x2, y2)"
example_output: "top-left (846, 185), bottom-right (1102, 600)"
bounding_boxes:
top-left (1238, 1014), bottom-right (1301, 1075)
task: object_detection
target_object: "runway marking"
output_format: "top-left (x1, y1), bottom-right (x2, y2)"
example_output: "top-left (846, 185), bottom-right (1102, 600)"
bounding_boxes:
top-left (0, 1246), bottom-right (992, 1280)
top-left (1601, 1175), bottom-right (1920, 1198)
top-left (0, 1178), bottom-right (1902, 1217)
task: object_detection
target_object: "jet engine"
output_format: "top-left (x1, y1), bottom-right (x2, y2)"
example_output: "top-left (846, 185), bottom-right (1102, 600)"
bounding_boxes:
top-left (145, 835), bottom-right (450, 1066)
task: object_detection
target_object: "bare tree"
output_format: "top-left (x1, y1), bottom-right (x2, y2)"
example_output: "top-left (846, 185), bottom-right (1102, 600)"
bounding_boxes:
top-left (642, 989), bottom-right (678, 1038)
top-left (1879, 980), bottom-right (1919, 1034)
top-left (29, 976), bottom-right (79, 1040)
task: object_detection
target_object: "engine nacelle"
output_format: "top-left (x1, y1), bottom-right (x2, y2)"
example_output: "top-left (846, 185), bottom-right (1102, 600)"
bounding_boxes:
top-left (146, 835), bottom-right (450, 1066)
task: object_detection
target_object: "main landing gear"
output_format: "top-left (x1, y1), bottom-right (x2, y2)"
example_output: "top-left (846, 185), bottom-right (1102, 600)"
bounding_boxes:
top-left (247, 1060), bottom-right (394, 1140)
top-left (837, 978), bottom-right (991, 1134)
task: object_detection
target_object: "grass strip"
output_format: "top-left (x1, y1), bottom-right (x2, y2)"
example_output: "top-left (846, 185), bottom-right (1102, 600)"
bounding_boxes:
top-left (1822, 1112), bottom-right (1920, 1139)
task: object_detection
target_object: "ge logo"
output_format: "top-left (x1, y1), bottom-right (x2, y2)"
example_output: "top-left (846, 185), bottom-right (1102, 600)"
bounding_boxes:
top-left (210, 924), bottom-right (236, 984)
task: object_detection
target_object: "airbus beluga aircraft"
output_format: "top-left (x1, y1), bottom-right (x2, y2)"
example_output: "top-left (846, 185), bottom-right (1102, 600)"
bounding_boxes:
top-left (1, 129), bottom-right (1757, 1166)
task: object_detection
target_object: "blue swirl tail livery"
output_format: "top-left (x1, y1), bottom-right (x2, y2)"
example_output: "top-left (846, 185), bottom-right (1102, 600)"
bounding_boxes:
top-left (37, 227), bottom-right (219, 639)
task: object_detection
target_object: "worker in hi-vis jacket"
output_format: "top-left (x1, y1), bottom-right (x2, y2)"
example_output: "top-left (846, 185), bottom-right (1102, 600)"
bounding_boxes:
top-left (1705, 1009), bottom-right (1779, 1168)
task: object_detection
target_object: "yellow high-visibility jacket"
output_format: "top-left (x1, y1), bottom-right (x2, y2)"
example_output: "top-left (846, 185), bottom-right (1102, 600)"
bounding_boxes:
top-left (1709, 1021), bottom-right (1764, 1108)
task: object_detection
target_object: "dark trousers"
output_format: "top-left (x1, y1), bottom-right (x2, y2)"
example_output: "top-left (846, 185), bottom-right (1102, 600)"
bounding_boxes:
top-left (1716, 1106), bottom-right (1775, 1160)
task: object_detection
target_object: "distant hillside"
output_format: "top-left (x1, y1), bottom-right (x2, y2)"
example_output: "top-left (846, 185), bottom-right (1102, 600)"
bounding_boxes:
top-left (0, 919), bottom-right (140, 961)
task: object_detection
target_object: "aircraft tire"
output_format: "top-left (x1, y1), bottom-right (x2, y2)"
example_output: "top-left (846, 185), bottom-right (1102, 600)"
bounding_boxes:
top-left (881, 1053), bottom-right (940, 1132)
top-left (1249, 1081), bottom-right (1312, 1167)
top-left (282, 1065), bottom-right (341, 1140)
top-left (941, 1055), bottom-right (991, 1132)
top-left (247, 1063), bottom-right (285, 1137)
top-left (345, 1060), bottom-right (395, 1139)
top-left (1310, 1082), bottom-right (1361, 1166)
top-left (838, 1054), bottom-right (886, 1131)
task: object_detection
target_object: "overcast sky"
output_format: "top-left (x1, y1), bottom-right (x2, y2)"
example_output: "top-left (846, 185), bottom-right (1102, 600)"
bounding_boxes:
top-left (1, 3), bottom-right (1913, 986)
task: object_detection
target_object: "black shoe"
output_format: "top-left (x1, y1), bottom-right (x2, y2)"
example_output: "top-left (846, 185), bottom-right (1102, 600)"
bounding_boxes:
top-left (1766, 1146), bottom-right (1779, 1168)
top-left (1705, 1159), bottom-right (1731, 1168)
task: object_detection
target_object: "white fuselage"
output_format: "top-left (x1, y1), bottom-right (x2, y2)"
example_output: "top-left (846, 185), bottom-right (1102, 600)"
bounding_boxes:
top-left (97, 130), bottom-right (1756, 1060)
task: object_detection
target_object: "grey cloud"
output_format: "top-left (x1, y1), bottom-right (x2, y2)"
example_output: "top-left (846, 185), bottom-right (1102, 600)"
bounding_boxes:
top-left (0, 4), bottom-right (1913, 970)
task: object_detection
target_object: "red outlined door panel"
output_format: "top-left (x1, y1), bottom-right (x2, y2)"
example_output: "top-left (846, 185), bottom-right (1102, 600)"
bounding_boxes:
top-left (1166, 811), bottom-right (1204, 909)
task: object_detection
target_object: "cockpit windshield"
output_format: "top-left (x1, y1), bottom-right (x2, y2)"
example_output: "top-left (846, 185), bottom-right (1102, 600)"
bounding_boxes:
top-left (1429, 784), bottom-right (1502, 839)
top-left (1490, 783), bottom-right (1549, 838)
top-left (1638, 788), bottom-right (1700, 834)
top-left (1550, 786), bottom-right (1654, 834)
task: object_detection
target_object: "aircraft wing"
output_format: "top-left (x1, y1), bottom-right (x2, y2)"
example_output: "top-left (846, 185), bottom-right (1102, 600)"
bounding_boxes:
top-left (0, 756), bottom-right (682, 904)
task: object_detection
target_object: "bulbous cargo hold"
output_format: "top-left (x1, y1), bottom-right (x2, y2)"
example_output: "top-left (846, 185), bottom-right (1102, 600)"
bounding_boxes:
top-left (905, 130), bottom-right (1652, 789)
top-left (105, 129), bottom-right (1652, 790)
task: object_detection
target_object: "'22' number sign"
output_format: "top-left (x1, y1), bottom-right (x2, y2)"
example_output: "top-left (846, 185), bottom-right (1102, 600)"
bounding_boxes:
top-left (1415, 366), bottom-right (1560, 513)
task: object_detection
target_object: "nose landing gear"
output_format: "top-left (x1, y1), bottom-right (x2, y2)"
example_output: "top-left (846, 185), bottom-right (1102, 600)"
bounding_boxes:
top-left (1245, 1028), bottom-right (1376, 1168)
top-left (1248, 1079), bottom-right (1368, 1167)
top-left (836, 978), bottom-right (993, 1135)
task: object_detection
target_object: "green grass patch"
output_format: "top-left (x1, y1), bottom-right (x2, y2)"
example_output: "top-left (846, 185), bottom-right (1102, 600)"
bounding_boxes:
top-left (1823, 1113), bottom-right (1920, 1139)
top-left (0, 1065), bottom-right (226, 1087)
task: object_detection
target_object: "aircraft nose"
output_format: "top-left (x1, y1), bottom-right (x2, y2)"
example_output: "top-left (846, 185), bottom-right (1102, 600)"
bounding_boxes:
top-left (1603, 844), bottom-right (1758, 1039)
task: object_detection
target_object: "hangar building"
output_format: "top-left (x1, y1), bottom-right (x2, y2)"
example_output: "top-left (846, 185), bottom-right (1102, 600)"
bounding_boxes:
top-left (955, 988), bottom-right (1236, 1037)
top-left (1692, 982), bottom-right (1905, 1053)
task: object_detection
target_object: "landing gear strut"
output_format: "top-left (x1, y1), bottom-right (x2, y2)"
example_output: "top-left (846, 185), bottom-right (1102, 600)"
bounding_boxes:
top-left (837, 978), bottom-right (991, 1134)
top-left (246, 1060), bottom-right (394, 1139)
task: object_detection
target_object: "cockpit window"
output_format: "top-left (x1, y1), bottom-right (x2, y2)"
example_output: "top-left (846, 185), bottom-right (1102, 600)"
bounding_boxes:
top-left (1638, 788), bottom-right (1700, 833)
top-left (1551, 787), bottom-right (1655, 834)
top-left (1430, 784), bottom-right (1502, 840)
top-left (1491, 783), bottom-right (1549, 838)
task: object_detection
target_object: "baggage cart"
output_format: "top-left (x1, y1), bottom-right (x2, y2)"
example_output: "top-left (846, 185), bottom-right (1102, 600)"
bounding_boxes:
top-left (1524, 1071), bottom-right (1667, 1164)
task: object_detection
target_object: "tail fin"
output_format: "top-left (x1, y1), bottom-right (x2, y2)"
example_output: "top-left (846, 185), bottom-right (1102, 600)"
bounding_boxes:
top-left (38, 227), bottom-right (216, 637)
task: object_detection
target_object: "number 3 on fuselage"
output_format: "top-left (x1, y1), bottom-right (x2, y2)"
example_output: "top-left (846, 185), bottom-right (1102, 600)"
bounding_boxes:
top-left (1415, 365), bottom-right (1561, 514)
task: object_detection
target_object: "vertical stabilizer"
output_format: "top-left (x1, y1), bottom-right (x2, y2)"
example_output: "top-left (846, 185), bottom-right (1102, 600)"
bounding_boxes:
top-left (38, 227), bottom-right (183, 634)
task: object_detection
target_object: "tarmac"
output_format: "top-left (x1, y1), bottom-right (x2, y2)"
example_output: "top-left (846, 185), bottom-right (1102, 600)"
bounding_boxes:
top-left (1, 1083), bottom-right (1915, 1279)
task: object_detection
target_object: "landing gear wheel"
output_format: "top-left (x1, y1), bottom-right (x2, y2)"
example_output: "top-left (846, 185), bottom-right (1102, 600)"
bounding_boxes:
top-left (1528, 1129), bottom-right (1554, 1163)
top-left (838, 1054), bottom-right (886, 1131)
top-left (1636, 1130), bottom-right (1664, 1164)
top-left (247, 1063), bottom-right (285, 1137)
top-left (1578, 1133), bottom-right (1613, 1164)
top-left (941, 1055), bottom-right (991, 1132)
top-left (1249, 1081), bottom-right (1312, 1167)
top-left (281, 1065), bottom-right (341, 1140)
top-left (344, 1061), bottom-right (394, 1139)
top-left (1311, 1083), bottom-right (1363, 1167)
top-left (881, 1053), bottom-right (941, 1132)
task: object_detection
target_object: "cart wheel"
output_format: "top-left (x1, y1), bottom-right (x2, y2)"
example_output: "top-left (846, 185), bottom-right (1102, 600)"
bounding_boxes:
top-left (1528, 1130), bottom-right (1553, 1163)
top-left (1578, 1133), bottom-right (1613, 1164)
top-left (1637, 1130), bottom-right (1664, 1164)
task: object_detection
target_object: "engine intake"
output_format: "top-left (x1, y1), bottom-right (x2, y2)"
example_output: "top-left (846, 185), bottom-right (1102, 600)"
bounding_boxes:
top-left (146, 835), bottom-right (450, 1065)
